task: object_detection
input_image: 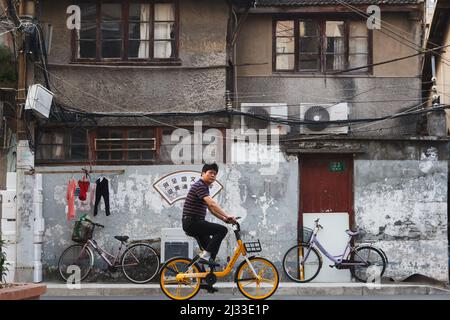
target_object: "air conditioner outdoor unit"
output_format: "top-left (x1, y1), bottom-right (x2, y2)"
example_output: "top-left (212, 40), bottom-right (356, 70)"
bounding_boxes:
top-left (299, 103), bottom-right (349, 134)
top-left (241, 103), bottom-right (290, 135)
top-left (25, 84), bottom-right (53, 119)
top-left (160, 228), bottom-right (194, 263)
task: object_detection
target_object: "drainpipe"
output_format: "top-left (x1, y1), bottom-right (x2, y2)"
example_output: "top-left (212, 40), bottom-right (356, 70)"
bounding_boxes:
top-left (33, 173), bottom-right (44, 283)
top-left (431, 55), bottom-right (440, 107)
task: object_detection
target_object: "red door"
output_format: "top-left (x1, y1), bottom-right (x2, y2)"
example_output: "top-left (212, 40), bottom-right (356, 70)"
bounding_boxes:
top-left (299, 154), bottom-right (354, 236)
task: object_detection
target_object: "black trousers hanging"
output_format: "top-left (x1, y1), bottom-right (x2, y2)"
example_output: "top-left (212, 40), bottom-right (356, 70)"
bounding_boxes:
top-left (94, 178), bottom-right (110, 216)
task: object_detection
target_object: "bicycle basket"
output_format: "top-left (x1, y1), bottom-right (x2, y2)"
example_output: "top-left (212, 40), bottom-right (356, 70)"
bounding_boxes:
top-left (300, 227), bottom-right (313, 243)
top-left (244, 240), bottom-right (262, 253)
top-left (71, 220), bottom-right (94, 243)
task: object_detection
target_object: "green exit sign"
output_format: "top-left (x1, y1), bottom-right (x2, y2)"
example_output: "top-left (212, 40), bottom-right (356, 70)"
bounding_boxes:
top-left (329, 161), bottom-right (345, 172)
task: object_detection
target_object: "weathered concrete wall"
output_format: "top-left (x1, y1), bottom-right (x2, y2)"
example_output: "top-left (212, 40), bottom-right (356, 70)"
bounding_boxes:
top-left (354, 156), bottom-right (448, 282)
top-left (40, 161), bottom-right (299, 281)
top-left (38, 0), bottom-right (228, 112)
top-left (236, 12), bottom-right (422, 77)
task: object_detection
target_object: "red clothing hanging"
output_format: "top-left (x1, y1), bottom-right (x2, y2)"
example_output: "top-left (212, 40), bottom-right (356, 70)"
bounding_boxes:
top-left (66, 179), bottom-right (77, 221)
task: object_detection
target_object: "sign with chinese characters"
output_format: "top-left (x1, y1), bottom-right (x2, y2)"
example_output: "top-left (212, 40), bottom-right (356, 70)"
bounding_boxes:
top-left (329, 161), bottom-right (345, 172)
top-left (153, 171), bottom-right (224, 205)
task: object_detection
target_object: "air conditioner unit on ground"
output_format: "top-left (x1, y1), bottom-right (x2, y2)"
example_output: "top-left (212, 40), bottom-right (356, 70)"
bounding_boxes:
top-left (299, 102), bottom-right (349, 134)
top-left (160, 228), bottom-right (194, 263)
top-left (241, 103), bottom-right (290, 135)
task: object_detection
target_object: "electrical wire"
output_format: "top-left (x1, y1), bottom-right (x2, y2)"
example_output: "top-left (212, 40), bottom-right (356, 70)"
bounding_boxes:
top-left (335, 0), bottom-right (450, 66)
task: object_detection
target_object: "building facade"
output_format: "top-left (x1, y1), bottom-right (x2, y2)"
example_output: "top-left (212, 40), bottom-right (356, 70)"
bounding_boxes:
top-left (1, 0), bottom-right (448, 284)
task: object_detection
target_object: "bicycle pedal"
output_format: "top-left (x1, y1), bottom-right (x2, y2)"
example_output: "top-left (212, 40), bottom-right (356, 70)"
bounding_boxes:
top-left (200, 284), bottom-right (218, 293)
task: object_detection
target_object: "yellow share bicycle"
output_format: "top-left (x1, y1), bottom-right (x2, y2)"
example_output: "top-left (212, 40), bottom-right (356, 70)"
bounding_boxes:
top-left (159, 219), bottom-right (279, 300)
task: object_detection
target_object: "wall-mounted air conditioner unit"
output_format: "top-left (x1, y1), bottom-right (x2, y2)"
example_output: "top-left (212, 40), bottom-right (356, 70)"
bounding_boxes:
top-left (25, 84), bottom-right (53, 119)
top-left (241, 103), bottom-right (290, 135)
top-left (299, 103), bottom-right (349, 134)
top-left (160, 228), bottom-right (194, 263)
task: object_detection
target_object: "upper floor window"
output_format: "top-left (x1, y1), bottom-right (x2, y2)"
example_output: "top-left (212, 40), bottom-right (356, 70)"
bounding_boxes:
top-left (274, 18), bottom-right (370, 73)
top-left (76, 1), bottom-right (178, 62)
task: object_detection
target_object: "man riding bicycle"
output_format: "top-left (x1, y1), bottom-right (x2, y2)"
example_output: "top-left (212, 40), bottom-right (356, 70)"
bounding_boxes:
top-left (182, 163), bottom-right (237, 265)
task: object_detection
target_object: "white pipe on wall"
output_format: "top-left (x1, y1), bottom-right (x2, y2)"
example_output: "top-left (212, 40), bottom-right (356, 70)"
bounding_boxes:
top-left (33, 173), bottom-right (44, 283)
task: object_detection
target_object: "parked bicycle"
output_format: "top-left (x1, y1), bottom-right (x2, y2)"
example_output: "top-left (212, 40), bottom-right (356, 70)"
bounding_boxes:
top-left (159, 218), bottom-right (279, 300)
top-left (283, 218), bottom-right (387, 283)
top-left (58, 217), bottom-right (160, 284)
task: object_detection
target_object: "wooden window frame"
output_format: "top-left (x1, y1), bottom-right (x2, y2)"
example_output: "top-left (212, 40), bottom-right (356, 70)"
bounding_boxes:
top-left (35, 126), bottom-right (228, 166)
top-left (71, 0), bottom-right (180, 65)
top-left (35, 128), bottom-right (90, 163)
top-left (273, 14), bottom-right (373, 74)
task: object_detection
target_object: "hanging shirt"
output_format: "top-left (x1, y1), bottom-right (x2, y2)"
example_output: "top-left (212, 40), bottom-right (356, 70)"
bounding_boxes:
top-left (78, 180), bottom-right (90, 201)
top-left (66, 179), bottom-right (77, 221)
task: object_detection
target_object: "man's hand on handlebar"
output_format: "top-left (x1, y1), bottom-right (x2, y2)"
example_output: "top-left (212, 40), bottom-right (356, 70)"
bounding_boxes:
top-left (225, 216), bottom-right (238, 225)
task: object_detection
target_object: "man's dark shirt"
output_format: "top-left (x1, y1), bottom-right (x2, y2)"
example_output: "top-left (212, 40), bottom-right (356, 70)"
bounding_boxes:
top-left (182, 179), bottom-right (210, 219)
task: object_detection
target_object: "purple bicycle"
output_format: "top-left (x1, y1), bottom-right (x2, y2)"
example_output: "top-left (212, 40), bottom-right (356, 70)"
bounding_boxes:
top-left (283, 218), bottom-right (387, 283)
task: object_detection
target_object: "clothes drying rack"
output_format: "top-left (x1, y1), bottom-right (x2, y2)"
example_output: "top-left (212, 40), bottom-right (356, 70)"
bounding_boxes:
top-left (24, 167), bottom-right (125, 176)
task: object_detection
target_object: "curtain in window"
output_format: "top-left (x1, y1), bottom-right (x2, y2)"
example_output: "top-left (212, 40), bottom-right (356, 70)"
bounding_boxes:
top-left (333, 38), bottom-right (345, 70)
top-left (154, 4), bottom-right (174, 58)
top-left (138, 4), bottom-right (150, 58)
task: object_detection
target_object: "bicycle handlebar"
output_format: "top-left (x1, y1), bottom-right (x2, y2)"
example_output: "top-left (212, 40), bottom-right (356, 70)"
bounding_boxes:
top-left (83, 218), bottom-right (104, 228)
top-left (314, 218), bottom-right (323, 230)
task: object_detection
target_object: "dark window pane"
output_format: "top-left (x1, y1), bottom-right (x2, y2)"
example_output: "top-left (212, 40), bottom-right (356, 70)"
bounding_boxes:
top-left (130, 4), bottom-right (150, 22)
top-left (111, 151), bottom-right (123, 160)
top-left (128, 130), bottom-right (141, 139)
top-left (80, 4), bottom-right (96, 22)
top-left (299, 20), bottom-right (319, 37)
top-left (101, 3), bottom-right (122, 21)
top-left (79, 40), bottom-right (96, 58)
top-left (79, 23), bottom-right (96, 40)
top-left (71, 146), bottom-right (88, 160)
top-left (142, 150), bottom-right (154, 160)
top-left (71, 130), bottom-right (86, 144)
top-left (299, 37), bottom-right (319, 53)
top-left (299, 54), bottom-right (320, 70)
top-left (97, 151), bottom-right (108, 160)
top-left (143, 129), bottom-right (154, 138)
top-left (128, 151), bottom-right (140, 160)
top-left (102, 40), bottom-right (122, 58)
top-left (101, 22), bottom-right (122, 40)
top-left (129, 23), bottom-right (150, 40)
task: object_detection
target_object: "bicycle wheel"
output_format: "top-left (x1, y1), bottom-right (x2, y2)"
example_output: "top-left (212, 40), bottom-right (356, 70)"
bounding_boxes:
top-left (283, 243), bottom-right (322, 283)
top-left (121, 243), bottom-right (160, 284)
top-left (235, 257), bottom-right (279, 300)
top-left (58, 244), bottom-right (94, 282)
top-left (350, 246), bottom-right (387, 283)
top-left (159, 257), bottom-right (201, 300)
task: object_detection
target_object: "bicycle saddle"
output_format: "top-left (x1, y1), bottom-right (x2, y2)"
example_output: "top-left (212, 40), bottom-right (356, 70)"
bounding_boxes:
top-left (345, 229), bottom-right (359, 236)
top-left (114, 235), bottom-right (129, 242)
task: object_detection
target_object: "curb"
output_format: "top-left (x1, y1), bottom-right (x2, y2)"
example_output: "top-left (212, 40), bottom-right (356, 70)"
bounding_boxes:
top-left (43, 282), bottom-right (450, 297)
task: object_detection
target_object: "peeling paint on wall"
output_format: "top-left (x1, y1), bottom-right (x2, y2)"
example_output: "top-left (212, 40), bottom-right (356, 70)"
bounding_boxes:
top-left (40, 161), bottom-right (299, 280)
top-left (355, 160), bottom-right (448, 282)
